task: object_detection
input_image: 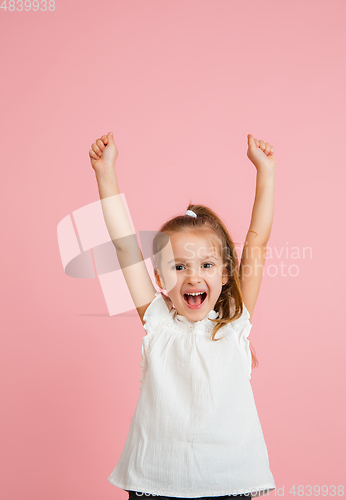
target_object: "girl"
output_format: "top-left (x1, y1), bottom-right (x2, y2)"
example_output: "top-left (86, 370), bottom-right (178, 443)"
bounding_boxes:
top-left (89, 132), bottom-right (277, 499)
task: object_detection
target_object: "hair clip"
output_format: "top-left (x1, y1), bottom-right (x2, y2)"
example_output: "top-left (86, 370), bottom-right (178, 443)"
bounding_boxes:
top-left (184, 210), bottom-right (197, 218)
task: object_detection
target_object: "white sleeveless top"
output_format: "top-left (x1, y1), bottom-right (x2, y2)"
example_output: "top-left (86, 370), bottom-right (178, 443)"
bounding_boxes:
top-left (107, 291), bottom-right (276, 498)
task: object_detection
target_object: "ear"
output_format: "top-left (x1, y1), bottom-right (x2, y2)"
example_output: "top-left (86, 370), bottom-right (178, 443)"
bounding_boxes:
top-left (220, 261), bottom-right (229, 285)
top-left (154, 267), bottom-right (165, 290)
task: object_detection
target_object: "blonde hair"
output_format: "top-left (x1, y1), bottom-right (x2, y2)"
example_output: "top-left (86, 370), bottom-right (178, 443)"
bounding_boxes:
top-left (152, 203), bottom-right (259, 370)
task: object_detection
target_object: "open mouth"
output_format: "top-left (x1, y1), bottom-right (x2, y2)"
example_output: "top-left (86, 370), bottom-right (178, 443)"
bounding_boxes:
top-left (183, 292), bottom-right (207, 308)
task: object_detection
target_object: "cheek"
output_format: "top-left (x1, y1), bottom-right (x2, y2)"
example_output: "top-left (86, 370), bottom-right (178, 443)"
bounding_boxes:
top-left (205, 266), bottom-right (223, 280)
top-left (163, 272), bottom-right (178, 293)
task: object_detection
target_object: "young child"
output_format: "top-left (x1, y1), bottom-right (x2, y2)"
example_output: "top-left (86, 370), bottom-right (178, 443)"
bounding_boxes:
top-left (89, 132), bottom-right (277, 499)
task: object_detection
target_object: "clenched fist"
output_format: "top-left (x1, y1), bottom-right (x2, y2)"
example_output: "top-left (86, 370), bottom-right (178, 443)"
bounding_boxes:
top-left (89, 132), bottom-right (119, 177)
top-left (247, 134), bottom-right (276, 173)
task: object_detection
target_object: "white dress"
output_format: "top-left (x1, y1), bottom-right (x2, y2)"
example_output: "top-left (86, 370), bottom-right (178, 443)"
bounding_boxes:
top-left (107, 291), bottom-right (276, 498)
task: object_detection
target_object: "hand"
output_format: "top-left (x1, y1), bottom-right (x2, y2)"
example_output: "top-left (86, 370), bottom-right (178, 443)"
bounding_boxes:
top-left (247, 134), bottom-right (276, 173)
top-left (89, 132), bottom-right (119, 177)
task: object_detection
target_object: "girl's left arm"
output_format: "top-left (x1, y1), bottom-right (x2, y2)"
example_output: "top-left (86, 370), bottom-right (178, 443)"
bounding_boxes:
top-left (239, 134), bottom-right (276, 322)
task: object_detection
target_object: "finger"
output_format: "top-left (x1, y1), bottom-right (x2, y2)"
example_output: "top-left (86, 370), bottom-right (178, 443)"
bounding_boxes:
top-left (248, 134), bottom-right (260, 147)
top-left (89, 149), bottom-right (99, 160)
top-left (92, 143), bottom-right (102, 157)
top-left (101, 134), bottom-right (108, 144)
top-left (269, 145), bottom-right (275, 156)
top-left (259, 140), bottom-right (266, 151)
top-left (247, 134), bottom-right (257, 149)
top-left (96, 138), bottom-right (105, 151)
top-left (264, 142), bottom-right (271, 155)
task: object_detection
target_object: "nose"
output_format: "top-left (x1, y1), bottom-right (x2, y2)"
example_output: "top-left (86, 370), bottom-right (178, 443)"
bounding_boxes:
top-left (185, 267), bottom-right (203, 284)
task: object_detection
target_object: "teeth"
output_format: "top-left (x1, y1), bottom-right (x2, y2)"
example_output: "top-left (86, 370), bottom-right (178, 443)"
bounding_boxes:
top-left (185, 292), bottom-right (205, 296)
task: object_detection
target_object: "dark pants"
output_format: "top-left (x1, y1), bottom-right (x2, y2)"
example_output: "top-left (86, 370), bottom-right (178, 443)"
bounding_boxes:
top-left (128, 491), bottom-right (254, 499)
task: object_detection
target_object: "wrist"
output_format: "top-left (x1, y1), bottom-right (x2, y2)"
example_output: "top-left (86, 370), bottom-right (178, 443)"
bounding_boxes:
top-left (95, 167), bottom-right (118, 182)
top-left (256, 167), bottom-right (276, 182)
top-left (96, 170), bottom-right (120, 198)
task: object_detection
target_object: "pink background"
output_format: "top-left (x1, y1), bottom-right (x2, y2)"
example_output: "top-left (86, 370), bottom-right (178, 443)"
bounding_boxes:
top-left (1, 0), bottom-right (345, 499)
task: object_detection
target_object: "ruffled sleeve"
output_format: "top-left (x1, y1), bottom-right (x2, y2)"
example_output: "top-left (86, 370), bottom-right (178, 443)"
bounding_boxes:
top-left (139, 291), bottom-right (171, 391)
top-left (142, 291), bottom-right (171, 336)
top-left (230, 302), bottom-right (253, 380)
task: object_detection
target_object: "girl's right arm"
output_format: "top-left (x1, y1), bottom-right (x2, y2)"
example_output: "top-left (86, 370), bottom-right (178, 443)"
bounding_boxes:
top-left (89, 132), bottom-right (157, 324)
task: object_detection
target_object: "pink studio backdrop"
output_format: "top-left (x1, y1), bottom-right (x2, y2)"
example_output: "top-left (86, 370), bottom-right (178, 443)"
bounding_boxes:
top-left (1, 1), bottom-right (345, 499)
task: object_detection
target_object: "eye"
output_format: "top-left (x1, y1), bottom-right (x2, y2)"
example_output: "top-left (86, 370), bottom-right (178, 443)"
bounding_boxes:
top-left (172, 263), bottom-right (214, 271)
top-left (173, 265), bottom-right (185, 271)
top-left (203, 263), bottom-right (214, 268)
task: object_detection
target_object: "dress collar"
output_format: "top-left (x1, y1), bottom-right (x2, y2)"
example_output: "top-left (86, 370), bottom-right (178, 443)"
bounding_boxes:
top-left (172, 307), bottom-right (219, 328)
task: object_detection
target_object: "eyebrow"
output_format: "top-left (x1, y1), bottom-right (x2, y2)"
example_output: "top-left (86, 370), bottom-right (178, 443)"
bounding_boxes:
top-left (167, 255), bottom-right (219, 264)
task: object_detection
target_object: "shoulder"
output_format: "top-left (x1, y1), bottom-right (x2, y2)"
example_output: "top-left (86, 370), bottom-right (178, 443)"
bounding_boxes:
top-left (227, 297), bottom-right (252, 325)
top-left (143, 291), bottom-right (172, 335)
top-left (240, 302), bottom-right (253, 327)
top-left (227, 301), bottom-right (253, 343)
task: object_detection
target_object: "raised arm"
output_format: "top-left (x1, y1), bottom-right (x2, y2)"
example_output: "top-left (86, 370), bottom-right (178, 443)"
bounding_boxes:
top-left (89, 132), bottom-right (157, 324)
top-left (239, 134), bottom-right (276, 322)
